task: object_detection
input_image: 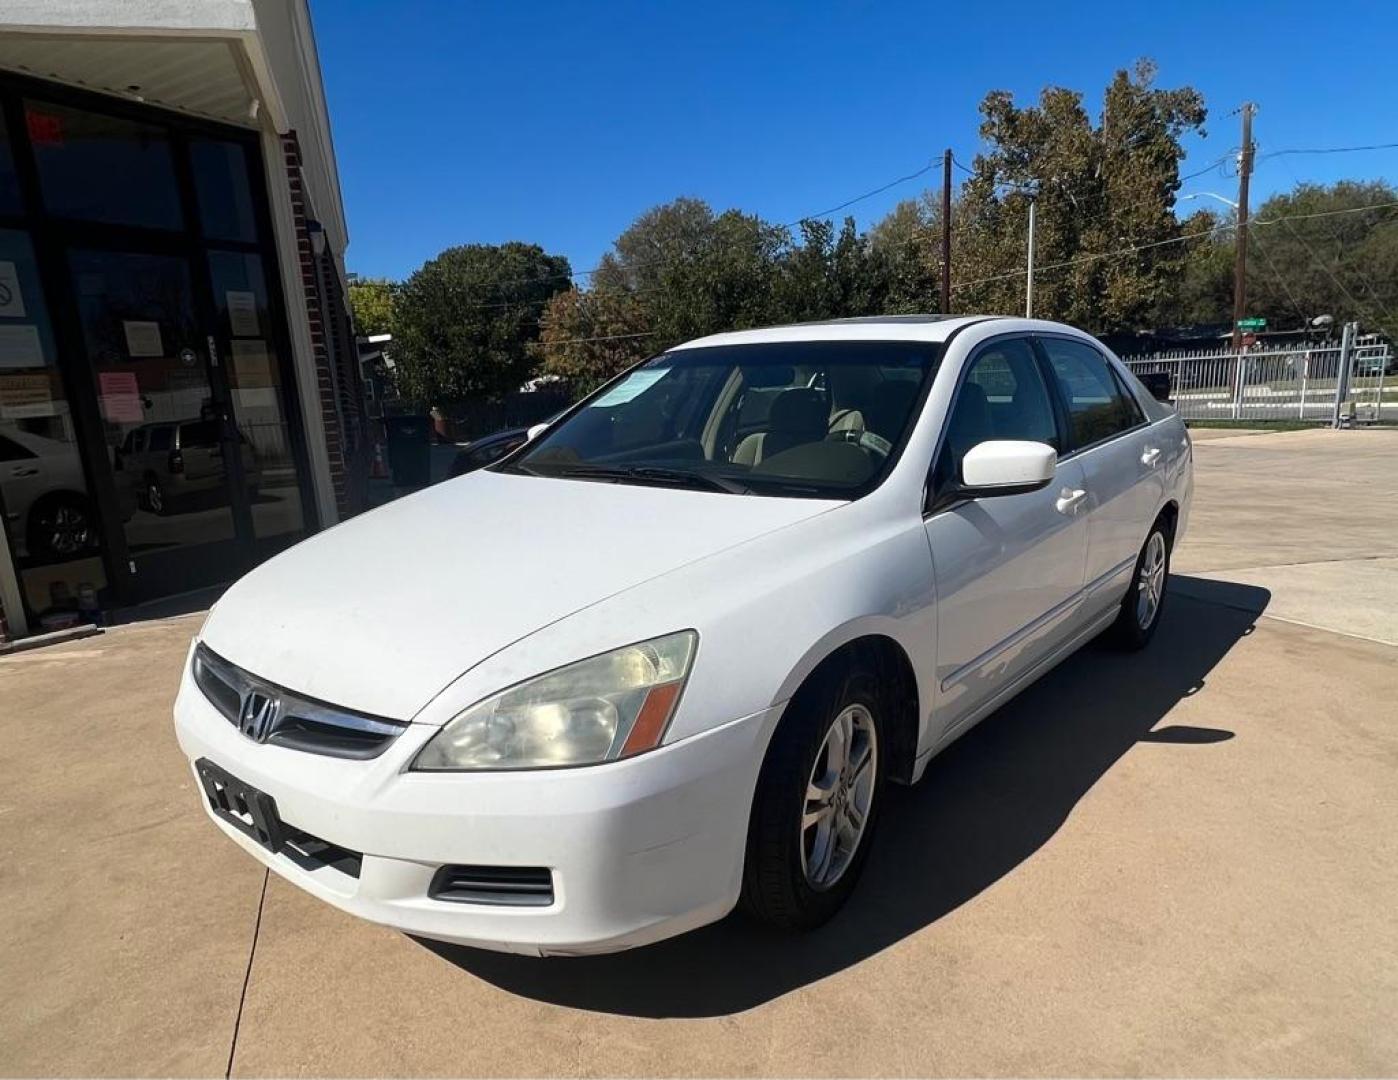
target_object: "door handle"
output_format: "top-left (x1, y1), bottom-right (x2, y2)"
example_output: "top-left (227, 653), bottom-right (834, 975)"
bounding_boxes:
top-left (10, 467), bottom-right (40, 478)
top-left (1141, 446), bottom-right (1161, 467)
top-left (1055, 487), bottom-right (1088, 514)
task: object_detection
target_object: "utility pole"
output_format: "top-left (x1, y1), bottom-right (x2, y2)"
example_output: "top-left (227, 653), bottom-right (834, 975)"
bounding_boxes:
top-left (1231, 103), bottom-right (1255, 351)
top-left (1025, 195), bottom-right (1037, 318)
top-left (940, 149), bottom-right (952, 314)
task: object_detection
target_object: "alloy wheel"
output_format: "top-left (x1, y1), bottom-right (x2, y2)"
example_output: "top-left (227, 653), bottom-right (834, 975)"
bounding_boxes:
top-left (1136, 531), bottom-right (1167, 630)
top-left (46, 504), bottom-right (91, 557)
top-left (801, 703), bottom-right (878, 890)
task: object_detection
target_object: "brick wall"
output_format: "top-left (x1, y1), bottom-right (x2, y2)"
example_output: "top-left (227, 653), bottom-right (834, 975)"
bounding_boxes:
top-left (282, 130), bottom-right (360, 520)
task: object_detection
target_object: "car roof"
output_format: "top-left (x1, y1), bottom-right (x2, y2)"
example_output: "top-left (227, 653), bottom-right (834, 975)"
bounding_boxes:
top-left (668, 314), bottom-right (998, 351)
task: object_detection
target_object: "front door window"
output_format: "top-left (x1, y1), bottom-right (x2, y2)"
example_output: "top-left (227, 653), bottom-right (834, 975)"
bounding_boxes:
top-left (68, 248), bottom-right (238, 596)
top-left (207, 250), bottom-right (305, 542)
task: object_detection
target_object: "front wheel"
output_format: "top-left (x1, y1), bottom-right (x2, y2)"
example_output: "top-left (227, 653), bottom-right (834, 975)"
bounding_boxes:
top-left (1107, 520), bottom-right (1171, 650)
top-left (742, 661), bottom-right (887, 930)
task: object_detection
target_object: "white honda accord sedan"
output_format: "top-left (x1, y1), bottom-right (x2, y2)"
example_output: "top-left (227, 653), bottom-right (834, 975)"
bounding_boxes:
top-left (175, 315), bottom-right (1191, 956)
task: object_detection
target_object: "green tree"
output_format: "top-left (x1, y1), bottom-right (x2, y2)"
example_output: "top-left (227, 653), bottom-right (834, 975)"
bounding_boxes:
top-left (1246, 180), bottom-right (1398, 338)
top-left (942, 59), bottom-right (1206, 331)
top-left (773, 218), bottom-right (890, 324)
top-left (535, 286), bottom-right (652, 389)
top-left (1155, 209), bottom-right (1234, 327)
top-left (591, 198), bottom-right (788, 348)
top-left (347, 276), bottom-right (396, 337)
top-left (867, 195), bottom-right (942, 313)
top-left (391, 243), bottom-right (571, 405)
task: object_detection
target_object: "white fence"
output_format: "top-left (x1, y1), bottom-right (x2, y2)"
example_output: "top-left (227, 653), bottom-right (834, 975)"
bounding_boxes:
top-left (1122, 333), bottom-right (1394, 424)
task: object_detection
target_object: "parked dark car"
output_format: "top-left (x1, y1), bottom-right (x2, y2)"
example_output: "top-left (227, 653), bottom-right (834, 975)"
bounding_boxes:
top-left (447, 407), bottom-right (570, 480)
top-left (446, 426), bottom-right (532, 479)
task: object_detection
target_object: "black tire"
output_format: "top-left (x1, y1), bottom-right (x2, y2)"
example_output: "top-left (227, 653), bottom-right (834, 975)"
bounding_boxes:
top-left (1106, 517), bottom-right (1172, 651)
top-left (741, 657), bottom-right (888, 931)
top-left (26, 493), bottom-right (96, 561)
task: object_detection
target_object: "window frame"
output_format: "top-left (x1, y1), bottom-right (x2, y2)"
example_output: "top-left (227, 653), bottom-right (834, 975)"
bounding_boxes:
top-left (925, 331), bottom-right (1068, 516)
top-left (1031, 332), bottom-right (1150, 459)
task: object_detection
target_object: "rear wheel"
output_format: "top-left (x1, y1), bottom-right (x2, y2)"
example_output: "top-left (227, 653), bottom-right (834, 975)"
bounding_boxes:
top-left (1107, 519), bottom-right (1171, 650)
top-left (742, 659), bottom-right (887, 930)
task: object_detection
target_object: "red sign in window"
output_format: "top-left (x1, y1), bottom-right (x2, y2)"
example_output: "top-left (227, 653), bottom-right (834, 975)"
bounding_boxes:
top-left (25, 109), bottom-right (64, 147)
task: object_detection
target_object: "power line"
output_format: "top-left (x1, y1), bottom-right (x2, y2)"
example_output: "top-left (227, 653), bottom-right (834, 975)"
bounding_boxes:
top-left (784, 162), bottom-right (936, 225)
top-left (533, 330), bottom-right (656, 346)
top-left (949, 217), bottom-right (1240, 293)
top-left (1257, 141), bottom-right (1398, 162)
top-left (946, 197), bottom-right (1398, 295)
top-left (447, 157), bottom-right (946, 299)
top-left (1252, 199), bottom-right (1398, 225)
top-left (1250, 228), bottom-right (1309, 324)
top-left (1179, 152), bottom-right (1235, 183)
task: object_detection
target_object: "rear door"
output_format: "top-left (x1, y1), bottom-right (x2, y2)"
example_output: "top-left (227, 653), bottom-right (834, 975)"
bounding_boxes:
top-left (923, 335), bottom-right (1090, 736)
top-left (1036, 334), bottom-right (1163, 623)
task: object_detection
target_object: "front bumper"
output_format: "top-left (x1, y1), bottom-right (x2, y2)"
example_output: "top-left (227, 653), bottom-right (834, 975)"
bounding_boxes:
top-left (173, 657), bottom-right (780, 956)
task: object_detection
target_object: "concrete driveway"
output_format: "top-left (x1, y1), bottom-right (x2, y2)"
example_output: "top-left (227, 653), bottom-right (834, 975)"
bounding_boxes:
top-left (3, 428), bottom-right (1396, 1077)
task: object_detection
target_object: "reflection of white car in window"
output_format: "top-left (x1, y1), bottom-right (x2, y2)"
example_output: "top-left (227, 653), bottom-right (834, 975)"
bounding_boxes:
top-left (175, 316), bottom-right (1192, 957)
top-left (0, 427), bottom-right (133, 562)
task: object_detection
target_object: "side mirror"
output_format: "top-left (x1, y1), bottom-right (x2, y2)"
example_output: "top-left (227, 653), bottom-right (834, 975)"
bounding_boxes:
top-left (526, 422), bottom-right (550, 442)
top-left (959, 439), bottom-right (1057, 498)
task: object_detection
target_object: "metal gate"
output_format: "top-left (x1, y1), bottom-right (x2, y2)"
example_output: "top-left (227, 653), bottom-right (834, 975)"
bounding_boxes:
top-left (1123, 327), bottom-right (1393, 424)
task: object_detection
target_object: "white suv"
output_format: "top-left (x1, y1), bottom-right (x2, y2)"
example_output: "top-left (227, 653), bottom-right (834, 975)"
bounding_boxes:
top-left (175, 316), bottom-right (1191, 956)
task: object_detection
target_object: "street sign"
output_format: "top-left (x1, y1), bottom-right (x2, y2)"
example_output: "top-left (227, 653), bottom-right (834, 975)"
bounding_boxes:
top-left (1237, 317), bottom-right (1267, 330)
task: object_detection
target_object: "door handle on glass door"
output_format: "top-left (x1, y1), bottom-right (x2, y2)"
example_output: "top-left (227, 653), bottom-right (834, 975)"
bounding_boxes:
top-left (1141, 446), bottom-right (1161, 467)
top-left (1055, 488), bottom-right (1088, 514)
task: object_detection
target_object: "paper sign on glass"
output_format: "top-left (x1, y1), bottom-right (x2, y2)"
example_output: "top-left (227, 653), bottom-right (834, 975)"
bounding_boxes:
top-left (591, 369), bottom-right (667, 408)
top-left (98, 371), bottom-right (144, 423)
top-left (0, 373), bottom-right (55, 419)
top-left (123, 320), bottom-right (163, 358)
top-left (230, 338), bottom-right (273, 386)
top-left (0, 324), bottom-right (44, 369)
top-left (0, 260), bottom-right (26, 317)
top-left (227, 291), bottom-right (260, 336)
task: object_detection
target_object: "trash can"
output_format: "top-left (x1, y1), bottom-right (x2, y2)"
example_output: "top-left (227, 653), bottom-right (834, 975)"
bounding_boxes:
top-left (383, 414), bottom-right (431, 488)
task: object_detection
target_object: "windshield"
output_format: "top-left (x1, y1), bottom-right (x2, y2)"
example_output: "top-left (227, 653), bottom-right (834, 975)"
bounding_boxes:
top-left (502, 340), bottom-right (943, 499)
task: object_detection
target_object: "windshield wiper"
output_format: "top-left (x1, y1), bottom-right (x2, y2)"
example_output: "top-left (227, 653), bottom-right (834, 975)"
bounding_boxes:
top-left (542, 463), bottom-right (751, 495)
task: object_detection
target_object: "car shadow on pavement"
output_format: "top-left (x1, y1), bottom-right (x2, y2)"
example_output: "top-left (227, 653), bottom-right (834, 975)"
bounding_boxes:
top-left (419, 575), bottom-right (1268, 1017)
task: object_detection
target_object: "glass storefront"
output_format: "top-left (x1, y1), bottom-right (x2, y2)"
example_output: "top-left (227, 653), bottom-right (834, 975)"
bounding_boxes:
top-left (0, 75), bottom-right (314, 629)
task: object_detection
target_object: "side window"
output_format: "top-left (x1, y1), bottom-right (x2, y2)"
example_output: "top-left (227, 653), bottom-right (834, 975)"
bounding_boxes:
top-left (147, 426), bottom-right (173, 452)
top-left (1039, 337), bottom-right (1141, 448)
top-left (180, 420), bottom-right (221, 449)
top-left (0, 434), bottom-right (36, 462)
top-left (936, 337), bottom-right (1058, 487)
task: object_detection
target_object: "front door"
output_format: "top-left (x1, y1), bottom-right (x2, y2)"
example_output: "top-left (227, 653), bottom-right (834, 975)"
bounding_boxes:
top-left (923, 335), bottom-right (1090, 738)
top-left (66, 246), bottom-right (251, 601)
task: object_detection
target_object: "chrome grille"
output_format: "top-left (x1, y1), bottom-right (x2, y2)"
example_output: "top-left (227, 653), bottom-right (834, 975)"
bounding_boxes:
top-left (192, 643), bottom-right (407, 759)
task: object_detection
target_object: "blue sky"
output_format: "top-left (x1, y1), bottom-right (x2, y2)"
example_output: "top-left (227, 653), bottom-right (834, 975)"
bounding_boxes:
top-left (310, 0), bottom-right (1398, 282)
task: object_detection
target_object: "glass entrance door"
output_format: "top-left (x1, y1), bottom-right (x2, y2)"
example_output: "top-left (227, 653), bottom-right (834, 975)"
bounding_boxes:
top-left (66, 247), bottom-right (250, 600)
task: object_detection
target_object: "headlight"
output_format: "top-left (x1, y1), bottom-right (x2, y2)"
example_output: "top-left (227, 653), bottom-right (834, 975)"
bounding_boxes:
top-left (412, 631), bottom-right (697, 770)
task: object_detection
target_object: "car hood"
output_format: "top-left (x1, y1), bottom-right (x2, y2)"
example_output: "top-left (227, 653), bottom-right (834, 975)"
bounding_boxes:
top-left (199, 469), bottom-right (839, 719)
